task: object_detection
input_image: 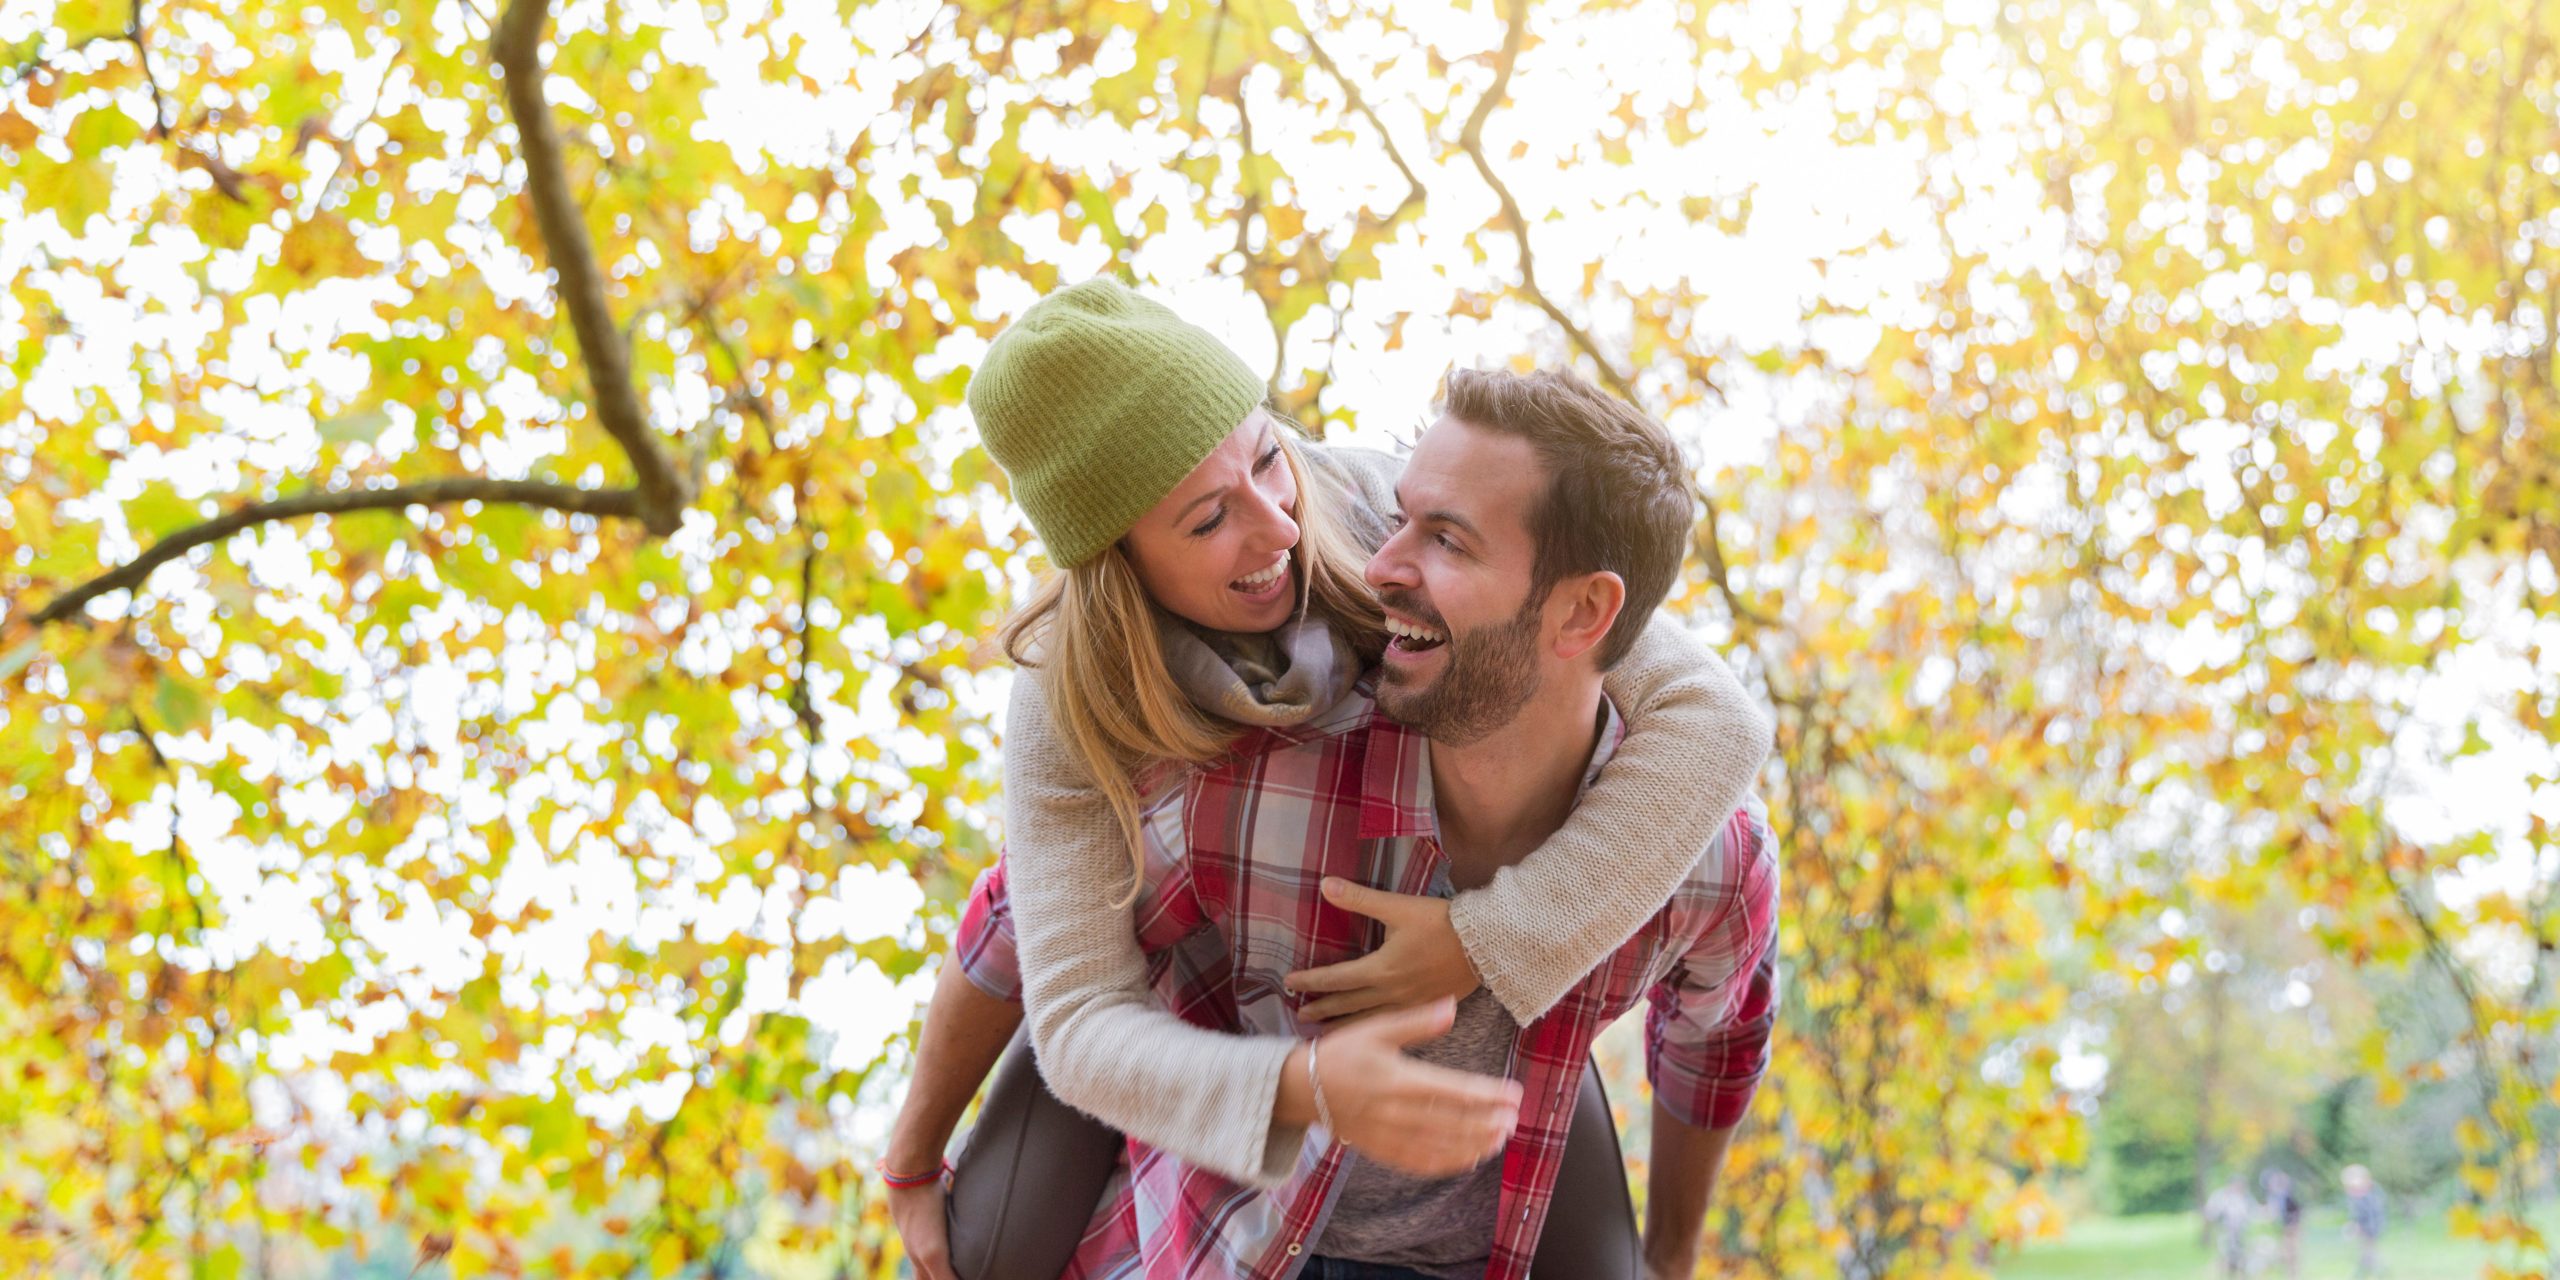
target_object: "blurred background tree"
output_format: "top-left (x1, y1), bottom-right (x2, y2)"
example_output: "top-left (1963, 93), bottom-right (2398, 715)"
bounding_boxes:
top-left (1, 0), bottom-right (2551, 1276)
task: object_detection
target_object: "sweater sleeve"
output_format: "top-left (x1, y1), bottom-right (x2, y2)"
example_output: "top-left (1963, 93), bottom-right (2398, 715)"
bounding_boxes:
top-left (1446, 616), bottom-right (1775, 1023)
top-left (997, 669), bottom-right (1307, 1187)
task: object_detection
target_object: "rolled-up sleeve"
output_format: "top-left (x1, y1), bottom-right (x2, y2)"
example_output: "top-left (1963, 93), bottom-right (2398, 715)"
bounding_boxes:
top-left (1645, 805), bottom-right (1779, 1130)
top-left (952, 856), bottom-right (1023, 1003)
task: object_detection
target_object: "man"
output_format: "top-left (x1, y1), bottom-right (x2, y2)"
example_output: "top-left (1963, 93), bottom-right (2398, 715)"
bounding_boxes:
top-left (2203, 1175), bottom-right (2258, 1280)
top-left (924, 368), bottom-right (1776, 1279)
top-left (2342, 1165), bottom-right (2385, 1280)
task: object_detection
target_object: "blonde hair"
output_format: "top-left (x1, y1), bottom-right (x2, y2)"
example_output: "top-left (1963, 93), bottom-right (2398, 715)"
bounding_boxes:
top-left (999, 432), bottom-right (1386, 903)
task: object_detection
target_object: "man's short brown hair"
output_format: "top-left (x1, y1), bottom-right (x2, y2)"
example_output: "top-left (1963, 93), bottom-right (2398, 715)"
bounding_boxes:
top-left (1439, 367), bottom-right (1693, 669)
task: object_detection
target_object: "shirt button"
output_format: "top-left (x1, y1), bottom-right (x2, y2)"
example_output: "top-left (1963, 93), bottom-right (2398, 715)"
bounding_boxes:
top-left (1287, 1243), bottom-right (1302, 1256)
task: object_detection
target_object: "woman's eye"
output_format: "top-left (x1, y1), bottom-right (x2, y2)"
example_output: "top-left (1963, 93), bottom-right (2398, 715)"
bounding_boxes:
top-left (1254, 445), bottom-right (1283, 473)
top-left (1191, 508), bottom-right (1228, 537)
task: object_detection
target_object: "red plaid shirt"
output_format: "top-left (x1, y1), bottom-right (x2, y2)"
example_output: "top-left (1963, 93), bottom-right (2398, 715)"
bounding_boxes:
top-left (953, 687), bottom-right (1778, 1280)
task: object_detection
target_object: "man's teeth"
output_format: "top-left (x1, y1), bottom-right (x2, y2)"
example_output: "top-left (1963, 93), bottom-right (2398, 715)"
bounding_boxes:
top-left (1233, 557), bottom-right (1290, 589)
top-left (1386, 617), bottom-right (1444, 645)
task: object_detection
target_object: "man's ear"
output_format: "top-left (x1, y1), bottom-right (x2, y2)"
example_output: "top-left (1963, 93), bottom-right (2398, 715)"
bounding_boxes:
top-left (1547, 571), bottom-right (1627, 664)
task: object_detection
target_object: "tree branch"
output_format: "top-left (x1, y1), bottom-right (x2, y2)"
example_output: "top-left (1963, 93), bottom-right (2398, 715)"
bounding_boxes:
top-left (24, 479), bottom-right (647, 626)
top-left (1456, 0), bottom-right (1641, 403)
top-left (1302, 29), bottom-right (1424, 222)
top-left (490, 0), bottom-right (689, 533)
top-left (1458, 0), bottom-right (1763, 629)
top-left (127, 0), bottom-right (172, 139)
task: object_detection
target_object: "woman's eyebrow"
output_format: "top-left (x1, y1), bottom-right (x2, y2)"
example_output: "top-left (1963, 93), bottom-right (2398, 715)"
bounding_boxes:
top-left (1172, 488), bottom-right (1221, 524)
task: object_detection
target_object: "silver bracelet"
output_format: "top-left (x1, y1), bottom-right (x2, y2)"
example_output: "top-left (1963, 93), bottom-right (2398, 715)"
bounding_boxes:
top-left (1306, 1037), bottom-right (1338, 1137)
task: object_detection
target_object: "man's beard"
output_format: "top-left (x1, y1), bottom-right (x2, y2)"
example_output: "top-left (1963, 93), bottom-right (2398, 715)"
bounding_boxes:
top-left (1374, 592), bottom-right (1543, 746)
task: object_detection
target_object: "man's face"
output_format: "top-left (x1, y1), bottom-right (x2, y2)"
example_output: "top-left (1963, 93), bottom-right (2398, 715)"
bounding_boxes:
top-left (1363, 417), bottom-right (1548, 744)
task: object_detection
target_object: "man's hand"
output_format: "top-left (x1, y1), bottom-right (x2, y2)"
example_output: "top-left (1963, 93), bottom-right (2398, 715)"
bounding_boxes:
top-left (1284, 878), bottom-right (1482, 1023)
top-left (1297, 998), bottom-right (1522, 1177)
top-left (886, 1175), bottom-right (955, 1280)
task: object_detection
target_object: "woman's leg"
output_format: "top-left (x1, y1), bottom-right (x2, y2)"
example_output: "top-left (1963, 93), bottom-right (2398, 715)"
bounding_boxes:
top-left (1528, 1060), bottom-right (1642, 1280)
top-left (945, 1028), bottom-right (1124, 1280)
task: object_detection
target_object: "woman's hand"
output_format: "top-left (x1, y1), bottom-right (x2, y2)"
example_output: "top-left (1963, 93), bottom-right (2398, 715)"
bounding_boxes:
top-left (885, 1173), bottom-right (955, 1280)
top-left (1283, 878), bottom-right (1482, 1023)
top-left (1292, 998), bottom-right (1522, 1177)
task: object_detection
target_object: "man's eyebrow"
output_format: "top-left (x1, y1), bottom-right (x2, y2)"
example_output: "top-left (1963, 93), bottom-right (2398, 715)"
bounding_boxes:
top-left (1402, 483), bottom-right (1484, 535)
top-left (1423, 506), bottom-right (1484, 537)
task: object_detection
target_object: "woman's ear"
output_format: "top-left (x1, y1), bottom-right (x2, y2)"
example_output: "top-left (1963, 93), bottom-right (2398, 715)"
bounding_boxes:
top-left (1549, 571), bottom-right (1627, 663)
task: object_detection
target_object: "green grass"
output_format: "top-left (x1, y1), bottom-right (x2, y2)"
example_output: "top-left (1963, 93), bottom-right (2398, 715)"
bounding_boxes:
top-left (1995, 1209), bottom-right (2512, 1280)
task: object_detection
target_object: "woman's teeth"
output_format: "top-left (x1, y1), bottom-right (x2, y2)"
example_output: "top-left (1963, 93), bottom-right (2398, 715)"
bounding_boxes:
top-left (1386, 617), bottom-right (1445, 650)
top-left (1232, 557), bottom-right (1290, 591)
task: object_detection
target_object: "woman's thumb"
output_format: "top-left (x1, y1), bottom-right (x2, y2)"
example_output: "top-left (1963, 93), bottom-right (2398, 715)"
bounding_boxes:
top-left (1360, 995), bottom-right (1456, 1049)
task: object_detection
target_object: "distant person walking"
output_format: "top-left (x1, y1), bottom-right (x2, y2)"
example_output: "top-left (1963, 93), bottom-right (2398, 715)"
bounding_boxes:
top-left (2344, 1164), bottom-right (2386, 1279)
top-left (2261, 1169), bottom-right (2302, 1277)
top-left (2203, 1175), bottom-right (2258, 1280)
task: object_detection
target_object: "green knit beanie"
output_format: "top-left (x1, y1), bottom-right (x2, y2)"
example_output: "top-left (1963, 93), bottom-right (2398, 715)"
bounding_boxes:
top-left (969, 278), bottom-right (1268, 567)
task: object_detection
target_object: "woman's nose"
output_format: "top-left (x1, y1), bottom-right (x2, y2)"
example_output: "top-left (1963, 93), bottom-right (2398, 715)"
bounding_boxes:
top-left (1242, 485), bottom-right (1299, 554)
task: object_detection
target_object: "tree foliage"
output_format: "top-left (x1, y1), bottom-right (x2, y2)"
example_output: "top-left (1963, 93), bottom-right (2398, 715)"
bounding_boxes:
top-left (1, 0), bottom-right (2551, 1276)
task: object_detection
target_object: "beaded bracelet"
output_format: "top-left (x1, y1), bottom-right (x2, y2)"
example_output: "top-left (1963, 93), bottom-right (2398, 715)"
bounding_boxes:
top-left (876, 1157), bottom-right (950, 1189)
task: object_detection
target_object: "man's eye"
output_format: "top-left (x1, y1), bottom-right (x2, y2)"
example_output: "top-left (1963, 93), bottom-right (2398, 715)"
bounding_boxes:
top-left (1389, 511), bottom-right (1408, 529)
top-left (1434, 533), bottom-right (1459, 551)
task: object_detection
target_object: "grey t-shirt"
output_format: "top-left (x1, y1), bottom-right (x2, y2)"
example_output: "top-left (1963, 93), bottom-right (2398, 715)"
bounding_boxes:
top-left (1310, 984), bottom-right (1518, 1278)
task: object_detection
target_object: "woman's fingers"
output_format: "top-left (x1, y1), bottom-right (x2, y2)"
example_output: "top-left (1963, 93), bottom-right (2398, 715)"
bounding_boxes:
top-left (1319, 876), bottom-right (1435, 923)
top-left (1297, 986), bottom-right (1391, 1023)
top-left (885, 1183), bottom-right (955, 1280)
top-left (1356, 997), bottom-right (1459, 1050)
top-left (1283, 955), bottom-right (1375, 994)
top-left (1317, 1000), bottom-right (1523, 1175)
top-left (1355, 1061), bottom-right (1519, 1174)
top-left (1367, 1102), bottom-right (1514, 1176)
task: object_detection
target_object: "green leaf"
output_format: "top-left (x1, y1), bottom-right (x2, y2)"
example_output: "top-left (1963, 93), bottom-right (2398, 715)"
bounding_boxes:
top-left (319, 407), bottom-right (394, 447)
top-left (154, 674), bottom-right (208, 735)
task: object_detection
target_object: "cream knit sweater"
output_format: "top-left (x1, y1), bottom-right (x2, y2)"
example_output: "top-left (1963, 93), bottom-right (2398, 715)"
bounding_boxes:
top-left (996, 444), bottom-right (1773, 1187)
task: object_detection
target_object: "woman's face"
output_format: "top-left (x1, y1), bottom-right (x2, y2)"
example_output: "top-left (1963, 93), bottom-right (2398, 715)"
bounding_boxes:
top-left (1121, 409), bottom-right (1301, 635)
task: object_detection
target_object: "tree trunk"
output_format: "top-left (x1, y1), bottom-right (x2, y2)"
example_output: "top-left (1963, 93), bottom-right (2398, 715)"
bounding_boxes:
top-left (2194, 967), bottom-right (2230, 1246)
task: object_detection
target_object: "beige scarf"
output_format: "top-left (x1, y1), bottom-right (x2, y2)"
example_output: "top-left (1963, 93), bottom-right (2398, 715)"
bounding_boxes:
top-left (1158, 616), bottom-right (1362, 728)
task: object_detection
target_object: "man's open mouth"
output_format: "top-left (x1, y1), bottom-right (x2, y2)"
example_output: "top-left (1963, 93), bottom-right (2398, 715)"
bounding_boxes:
top-left (1385, 616), bottom-right (1446, 654)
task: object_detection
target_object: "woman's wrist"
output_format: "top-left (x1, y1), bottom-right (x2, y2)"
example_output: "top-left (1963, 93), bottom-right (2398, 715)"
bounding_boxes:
top-left (883, 1111), bottom-right (954, 1175)
top-left (876, 1155), bottom-right (949, 1188)
top-left (1273, 1043), bottom-right (1317, 1129)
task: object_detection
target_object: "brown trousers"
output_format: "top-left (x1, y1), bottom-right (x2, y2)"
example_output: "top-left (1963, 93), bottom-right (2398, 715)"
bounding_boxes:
top-left (947, 1031), bottom-right (1640, 1279)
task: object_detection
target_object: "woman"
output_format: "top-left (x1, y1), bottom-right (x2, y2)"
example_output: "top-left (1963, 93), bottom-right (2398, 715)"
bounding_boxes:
top-left (883, 279), bottom-right (1773, 1277)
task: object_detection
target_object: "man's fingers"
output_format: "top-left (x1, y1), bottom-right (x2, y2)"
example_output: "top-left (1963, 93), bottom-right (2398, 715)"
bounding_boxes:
top-left (1320, 876), bottom-right (1427, 923)
top-left (1283, 956), bottom-right (1374, 995)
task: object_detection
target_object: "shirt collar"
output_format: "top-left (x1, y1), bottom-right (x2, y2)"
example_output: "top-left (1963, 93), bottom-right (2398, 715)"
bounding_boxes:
top-left (1357, 697), bottom-right (1627, 841)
